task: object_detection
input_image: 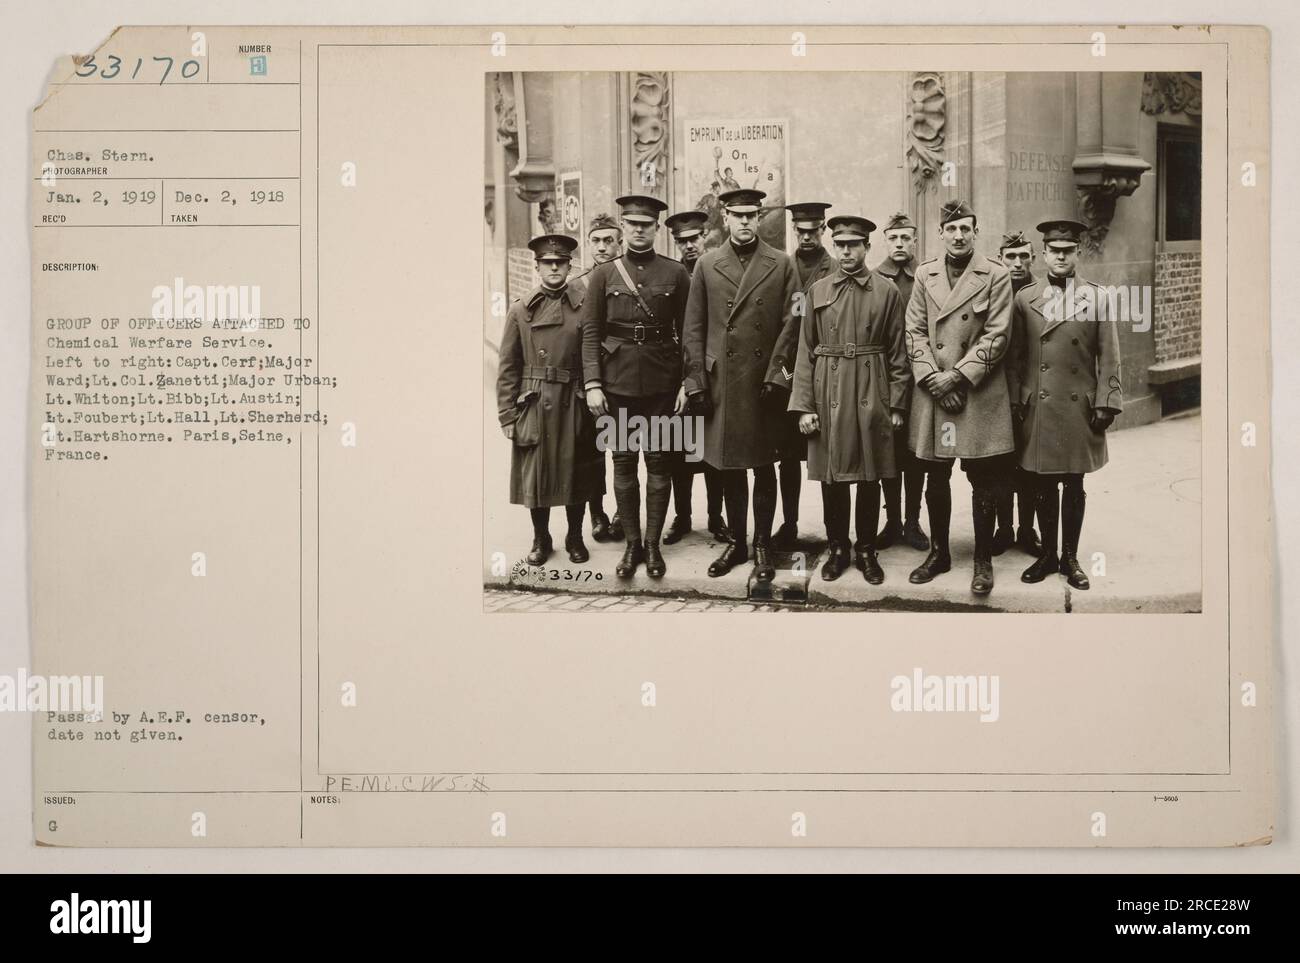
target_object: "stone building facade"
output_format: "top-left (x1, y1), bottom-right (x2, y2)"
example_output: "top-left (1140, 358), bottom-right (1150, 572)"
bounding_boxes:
top-left (485, 70), bottom-right (1202, 428)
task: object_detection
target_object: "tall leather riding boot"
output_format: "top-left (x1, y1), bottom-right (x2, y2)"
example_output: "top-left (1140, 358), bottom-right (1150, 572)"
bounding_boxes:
top-left (751, 466), bottom-right (778, 581)
top-left (527, 507), bottom-right (552, 565)
top-left (612, 456), bottom-right (643, 577)
top-left (1014, 469), bottom-right (1041, 554)
top-left (993, 484), bottom-right (1014, 555)
top-left (909, 474), bottom-right (952, 583)
top-left (663, 467), bottom-right (694, 545)
top-left (1021, 476), bottom-right (1059, 583)
top-left (703, 467), bottom-right (730, 541)
top-left (563, 503), bottom-right (588, 563)
top-left (970, 487), bottom-right (997, 595)
top-left (878, 475), bottom-right (903, 547)
top-left (752, 466), bottom-right (778, 542)
top-left (642, 468), bottom-right (672, 578)
top-left (1059, 483), bottom-right (1090, 590)
top-left (774, 460), bottom-right (801, 548)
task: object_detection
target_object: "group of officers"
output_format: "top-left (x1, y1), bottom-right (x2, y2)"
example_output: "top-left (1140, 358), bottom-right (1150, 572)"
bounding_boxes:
top-left (496, 189), bottom-right (1123, 597)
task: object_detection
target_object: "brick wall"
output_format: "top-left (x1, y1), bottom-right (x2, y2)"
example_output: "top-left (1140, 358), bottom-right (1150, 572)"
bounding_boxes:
top-left (1153, 250), bottom-right (1201, 363)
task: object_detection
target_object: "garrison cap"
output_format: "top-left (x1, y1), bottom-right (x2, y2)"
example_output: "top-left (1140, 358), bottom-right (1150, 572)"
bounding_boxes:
top-left (826, 215), bottom-right (876, 242)
top-left (939, 198), bottom-right (977, 226)
top-left (614, 194), bottom-right (668, 223)
top-left (528, 233), bottom-right (579, 260)
top-left (717, 188), bottom-right (767, 214)
top-left (665, 210), bottom-right (709, 239)
top-left (587, 212), bottom-right (620, 235)
top-left (1036, 218), bottom-right (1088, 244)
top-left (883, 211), bottom-right (917, 232)
top-left (1000, 229), bottom-right (1032, 251)
top-left (784, 201), bottom-right (833, 229)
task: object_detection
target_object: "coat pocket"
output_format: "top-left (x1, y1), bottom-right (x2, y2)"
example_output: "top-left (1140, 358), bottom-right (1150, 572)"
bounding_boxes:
top-left (513, 392), bottom-right (542, 448)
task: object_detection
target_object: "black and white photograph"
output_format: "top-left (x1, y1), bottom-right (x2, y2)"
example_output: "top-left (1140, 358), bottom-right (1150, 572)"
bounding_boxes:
top-left (483, 69), bottom-right (1203, 613)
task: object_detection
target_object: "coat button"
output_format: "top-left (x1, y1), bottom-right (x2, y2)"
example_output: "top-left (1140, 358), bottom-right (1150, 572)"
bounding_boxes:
top-left (1071, 337), bottom-right (1079, 345)
top-left (727, 350), bottom-right (734, 357)
top-left (1040, 390), bottom-right (1048, 399)
top-left (727, 324), bottom-right (734, 332)
top-left (961, 341), bottom-right (968, 350)
top-left (961, 313), bottom-right (968, 320)
top-left (831, 401), bottom-right (838, 408)
top-left (831, 361), bottom-right (838, 371)
top-left (757, 297), bottom-right (764, 305)
top-left (754, 348), bottom-right (762, 357)
top-left (1040, 363), bottom-right (1048, 371)
top-left (1071, 393), bottom-right (1079, 401)
top-left (539, 348), bottom-right (547, 356)
top-left (727, 300), bottom-right (734, 307)
top-left (936, 342), bottom-right (944, 350)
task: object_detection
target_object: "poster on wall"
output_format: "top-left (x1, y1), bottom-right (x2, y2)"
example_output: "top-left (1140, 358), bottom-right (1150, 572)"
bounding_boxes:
top-left (683, 118), bottom-right (789, 252)
top-left (558, 171), bottom-right (585, 267)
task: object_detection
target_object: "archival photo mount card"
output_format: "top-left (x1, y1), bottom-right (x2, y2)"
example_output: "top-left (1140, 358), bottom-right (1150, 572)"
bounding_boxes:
top-left (28, 24), bottom-right (1272, 847)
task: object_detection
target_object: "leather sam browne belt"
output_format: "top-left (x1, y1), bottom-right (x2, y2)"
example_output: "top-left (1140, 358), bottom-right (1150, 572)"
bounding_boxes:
top-left (813, 342), bottom-right (885, 358)
top-left (605, 321), bottom-right (675, 344)
top-left (522, 364), bottom-right (574, 383)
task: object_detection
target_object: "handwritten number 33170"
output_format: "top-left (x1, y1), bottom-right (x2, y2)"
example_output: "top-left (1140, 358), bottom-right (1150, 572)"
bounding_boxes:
top-left (75, 55), bottom-right (202, 84)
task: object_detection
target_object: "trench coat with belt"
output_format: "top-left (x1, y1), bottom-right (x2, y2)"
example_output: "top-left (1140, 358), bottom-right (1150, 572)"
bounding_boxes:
top-left (779, 247), bottom-right (838, 462)
top-left (788, 268), bottom-right (911, 483)
top-left (682, 239), bottom-right (801, 470)
top-left (1008, 274), bottom-right (1123, 474)
top-left (905, 255), bottom-right (1015, 461)
top-left (497, 282), bottom-right (605, 508)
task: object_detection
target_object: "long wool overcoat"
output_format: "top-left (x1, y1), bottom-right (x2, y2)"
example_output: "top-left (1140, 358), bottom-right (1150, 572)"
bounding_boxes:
top-left (682, 239), bottom-right (801, 470)
top-left (496, 282), bottom-right (605, 508)
top-left (905, 255), bottom-right (1016, 461)
top-left (788, 268), bottom-right (911, 483)
top-left (1008, 275), bottom-right (1124, 474)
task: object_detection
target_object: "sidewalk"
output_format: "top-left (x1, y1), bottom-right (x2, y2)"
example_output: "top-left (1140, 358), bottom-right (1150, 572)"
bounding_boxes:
top-left (482, 375), bottom-right (1201, 613)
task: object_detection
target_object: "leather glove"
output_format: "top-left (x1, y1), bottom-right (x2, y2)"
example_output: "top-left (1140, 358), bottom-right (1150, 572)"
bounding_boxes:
top-left (1089, 409), bottom-right (1116, 433)
top-left (759, 382), bottom-right (789, 413)
top-left (688, 390), bottom-right (713, 417)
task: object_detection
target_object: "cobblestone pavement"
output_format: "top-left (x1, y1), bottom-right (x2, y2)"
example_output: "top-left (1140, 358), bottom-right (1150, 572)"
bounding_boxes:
top-left (484, 588), bottom-right (793, 613)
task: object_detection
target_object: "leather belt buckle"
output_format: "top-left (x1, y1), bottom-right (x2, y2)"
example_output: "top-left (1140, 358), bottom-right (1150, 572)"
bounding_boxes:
top-left (632, 323), bottom-right (646, 343)
top-left (843, 342), bottom-right (857, 358)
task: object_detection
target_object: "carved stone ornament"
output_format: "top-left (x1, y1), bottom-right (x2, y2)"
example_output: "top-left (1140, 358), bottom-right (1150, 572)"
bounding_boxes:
top-left (631, 72), bottom-right (670, 194)
top-left (906, 72), bottom-right (946, 195)
top-left (1141, 72), bottom-right (1202, 117)
top-left (492, 72), bottom-right (518, 152)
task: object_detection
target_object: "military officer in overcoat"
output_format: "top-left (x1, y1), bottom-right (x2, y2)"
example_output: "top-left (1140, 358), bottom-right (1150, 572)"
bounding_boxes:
top-left (581, 195), bottom-right (692, 579)
top-left (905, 199), bottom-right (1016, 596)
top-left (583, 212), bottom-right (626, 544)
top-left (661, 209), bottom-right (729, 546)
top-left (683, 188), bottom-right (802, 582)
top-left (1009, 218), bottom-right (1123, 590)
top-left (774, 201), bottom-right (835, 549)
top-left (789, 215), bottom-right (910, 584)
top-left (873, 211), bottom-right (929, 553)
top-left (995, 229), bottom-right (1042, 557)
top-left (496, 234), bottom-right (605, 566)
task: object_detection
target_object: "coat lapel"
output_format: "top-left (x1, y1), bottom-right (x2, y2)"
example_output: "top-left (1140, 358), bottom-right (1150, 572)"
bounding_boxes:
top-left (936, 259), bottom-right (988, 321)
top-left (1035, 274), bottom-right (1091, 336)
top-left (711, 242), bottom-right (744, 292)
top-left (729, 241), bottom-right (779, 321)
